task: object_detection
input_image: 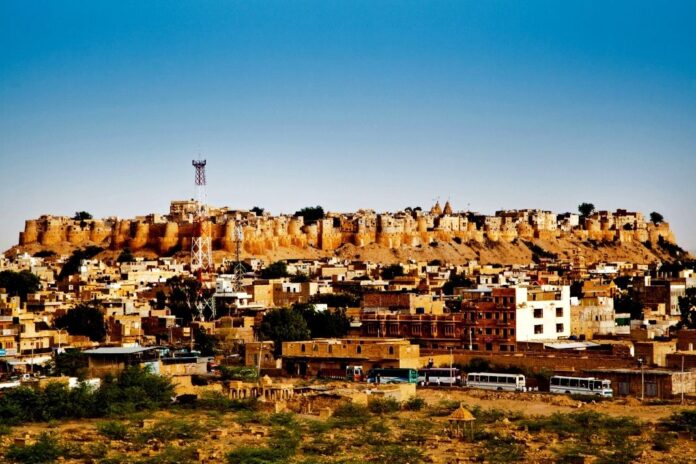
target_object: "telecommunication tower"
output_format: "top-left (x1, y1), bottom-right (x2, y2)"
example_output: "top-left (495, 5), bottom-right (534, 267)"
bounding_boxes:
top-left (230, 223), bottom-right (245, 292)
top-left (191, 159), bottom-right (215, 320)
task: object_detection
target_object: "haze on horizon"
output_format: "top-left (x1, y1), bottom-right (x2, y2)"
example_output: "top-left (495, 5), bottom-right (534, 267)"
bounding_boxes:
top-left (1, 1), bottom-right (695, 252)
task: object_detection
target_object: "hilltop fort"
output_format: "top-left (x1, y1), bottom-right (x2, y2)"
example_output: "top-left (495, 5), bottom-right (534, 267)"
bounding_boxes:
top-left (11, 200), bottom-right (681, 265)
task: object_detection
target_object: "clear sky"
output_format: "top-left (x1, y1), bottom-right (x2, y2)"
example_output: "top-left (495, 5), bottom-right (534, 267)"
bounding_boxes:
top-left (1, 1), bottom-right (695, 251)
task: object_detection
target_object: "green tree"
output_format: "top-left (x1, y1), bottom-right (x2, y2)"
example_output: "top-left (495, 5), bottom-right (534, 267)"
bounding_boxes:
top-left (73, 211), bottom-right (93, 221)
top-left (53, 349), bottom-right (88, 378)
top-left (650, 211), bottom-right (664, 224)
top-left (293, 205), bottom-right (324, 225)
top-left (250, 206), bottom-right (265, 216)
top-left (57, 246), bottom-right (104, 280)
top-left (194, 327), bottom-right (218, 356)
top-left (381, 264), bottom-right (404, 280)
top-left (55, 305), bottom-right (106, 342)
top-left (614, 294), bottom-right (644, 320)
top-left (165, 276), bottom-right (202, 324)
top-left (116, 247), bottom-right (134, 263)
top-left (0, 270), bottom-right (40, 301)
top-left (260, 261), bottom-right (290, 279)
top-left (292, 303), bottom-right (350, 339)
top-left (442, 273), bottom-right (474, 295)
top-left (257, 308), bottom-right (311, 356)
top-left (578, 202), bottom-right (595, 217)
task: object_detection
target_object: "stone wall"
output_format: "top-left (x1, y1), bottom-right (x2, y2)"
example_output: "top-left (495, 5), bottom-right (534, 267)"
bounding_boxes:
top-left (17, 207), bottom-right (679, 256)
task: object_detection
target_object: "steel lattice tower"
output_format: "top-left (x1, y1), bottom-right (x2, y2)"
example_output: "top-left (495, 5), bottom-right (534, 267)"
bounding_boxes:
top-left (191, 159), bottom-right (215, 320)
top-left (230, 223), bottom-right (245, 292)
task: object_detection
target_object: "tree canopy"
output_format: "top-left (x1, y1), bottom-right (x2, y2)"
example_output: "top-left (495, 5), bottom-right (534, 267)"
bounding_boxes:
top-left (165, 276), bottom-right (206, 324)
top-left (650, 212), bottom-right (664, 224)
top-left (260, 261), bottom-right (290, 279)
top-left (257, 308), bottom-right (311, 356)
top-left (614, 294), bottom-right (644, 320)
top-left (578, 202), bottom-right (595, 217)
top-left (250, 206), bottom-right (265, 216)
top-left (293, 205), bottom-right (325, 225)
top-left (73, 211), bottom-right (93, 221)
top-left (381, 264), bottom-right (405, 280)
top-left (57, 246), bottom-right (104, 280)
top-left (116, 247), bottom-right (135, 263)
top-left (442, 273), bottom-right (474, 295)
top-left (55, 304), bottom-right (106, 342)
top-left (292, 303), bottom-right (350, 339)
top-left (0, 270), bottom-right (40, 301)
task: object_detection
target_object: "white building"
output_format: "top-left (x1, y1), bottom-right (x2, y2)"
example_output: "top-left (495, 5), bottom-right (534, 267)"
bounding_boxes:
top-left (514, 285), bottom-right (571, 342)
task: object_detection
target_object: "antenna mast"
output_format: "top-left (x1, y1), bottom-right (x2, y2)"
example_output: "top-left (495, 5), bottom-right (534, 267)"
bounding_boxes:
top-left (191, 159), bottom-right (215, 320)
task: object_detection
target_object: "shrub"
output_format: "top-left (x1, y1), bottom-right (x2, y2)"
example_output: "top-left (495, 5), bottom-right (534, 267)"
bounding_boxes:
top-left (97, 421), bottom-right (129, 440)
top-left (331, 402), bottom-right (370, 428)
top-left (660, 409), bottom-right (696, 438)
top-left (368, 397), bottom-right (400, 414)
top-left (652, 431), bottom-right (677, 452)
top-left (138, 419), bottom-right (202, 442)
top-left (5, 432), bottom-right (63, 464)
top-left (428, 399), bottom-right (460, 417)
top-left (479, 434), bottom-right (526, 463)
top-left (402, 397), bottom-right (425, 411)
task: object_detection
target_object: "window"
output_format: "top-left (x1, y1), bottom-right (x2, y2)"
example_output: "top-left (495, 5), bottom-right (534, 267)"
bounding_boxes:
top-left (388, 346), bottom-right (394, 355)
top-left (486, 312), bottom-right (492, 319)
top-left (301, 344), bottom-right (306, 353)
top-left (556, 323), bottom-right (564, 333)
top-left (556, 307), bottom-right (564, 318)
top-left (444, 325), bottom-right (454, 336)
top-left (510, 329), bottom-right (515, 336)
top-left (500, 345), bottom-right (508, 352)
top-left (356, 345), bottom-right (362, 354)
top-left (485, 328), bottom-right (492, 335)
top-left (534, 324), bottom-right (543, 334)
top-left (534, 308), bottom-right (543, 318)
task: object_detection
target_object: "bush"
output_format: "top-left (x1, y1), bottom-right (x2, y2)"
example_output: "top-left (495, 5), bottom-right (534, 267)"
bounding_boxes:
top-left (428, 399), bottom-right (460, 417)
top-left (402, 397), bottom-right (425, 411)
top-left (479, 434), bottom-right (526, 463)
top-left (195, 391), bottom-right (258, 412)
top-left (331, 402), bottom-right (370, 428)
top-left (5, 433), bottom-right (63, 464)
top-left (368, 397), bottom-right (400, 414)
top-left (97, 421), bottom-right (129, 440)
top-left (652, 431), bottom-right (677, 452)
top-left (660, 409), bottom-right (696, 438)
top-left (138, 419), bottom-right (202, 442)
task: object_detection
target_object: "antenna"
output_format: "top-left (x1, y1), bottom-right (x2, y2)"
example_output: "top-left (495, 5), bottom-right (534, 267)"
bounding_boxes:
top-left (191, 158), bottom-right (215, 320)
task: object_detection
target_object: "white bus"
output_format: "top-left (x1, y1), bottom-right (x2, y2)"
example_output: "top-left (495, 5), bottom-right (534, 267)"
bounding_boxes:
top-left (550, 376), bottom-right (613, 397)
top-left (417, 368), bottom-right (461, 386)
top-left (466, 372), bottom-right (526, 392)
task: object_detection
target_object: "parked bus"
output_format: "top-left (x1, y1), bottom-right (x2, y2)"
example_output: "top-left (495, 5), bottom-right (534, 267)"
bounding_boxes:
top-left (550, 376), bottom-right (613, 397)
top-left (366, 368), bottom-right (418, 384)
top-left (417, 368), bottom-right (461, 386)
top-left (318, 365), bottom-right (364, 381)
top-left (465, 372), bottom-right (526, 392)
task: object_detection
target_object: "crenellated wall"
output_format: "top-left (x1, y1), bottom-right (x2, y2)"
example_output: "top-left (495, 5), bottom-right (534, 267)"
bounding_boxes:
top-left (17, 207), bottom-right (680, 256)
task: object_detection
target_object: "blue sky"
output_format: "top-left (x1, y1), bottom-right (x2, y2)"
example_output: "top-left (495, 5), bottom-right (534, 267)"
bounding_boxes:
top-left (1, 1), bottom-right (695, 250)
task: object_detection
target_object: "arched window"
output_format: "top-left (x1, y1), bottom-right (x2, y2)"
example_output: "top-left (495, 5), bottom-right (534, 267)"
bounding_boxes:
top-left (388, 346), bottom-right (394, 355)
top-left (356, 345), bottom-right (362, 354)
top-left (301, 344), bottom-right (305, 352)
